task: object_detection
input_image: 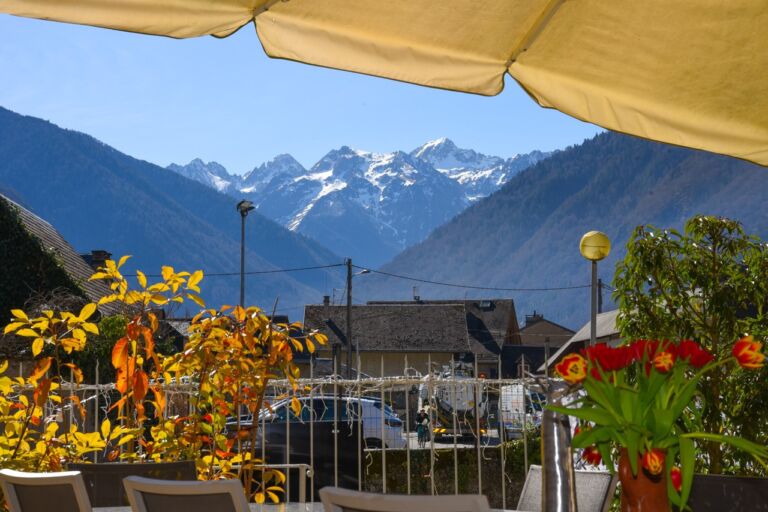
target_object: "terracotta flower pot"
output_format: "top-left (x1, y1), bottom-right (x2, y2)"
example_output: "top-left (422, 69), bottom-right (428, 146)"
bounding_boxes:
top-left (618, 449), bottom-right (671, 512)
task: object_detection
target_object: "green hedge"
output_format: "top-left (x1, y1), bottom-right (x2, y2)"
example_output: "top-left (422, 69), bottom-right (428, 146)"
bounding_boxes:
top-left (0, 198), bottom-right (86, 319)
top-left (363, 438), bottom-right (541, 508)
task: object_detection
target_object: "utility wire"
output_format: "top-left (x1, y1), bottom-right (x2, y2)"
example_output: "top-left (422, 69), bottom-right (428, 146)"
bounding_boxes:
top-left (124, 263), bottom-right (345, 278)
top-left (352, 265), bottom-right (591, 292)
top-left (123, 261), bottom-right (593, 293)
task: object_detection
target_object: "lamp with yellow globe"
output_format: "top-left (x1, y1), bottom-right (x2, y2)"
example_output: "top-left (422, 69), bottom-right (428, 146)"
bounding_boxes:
top-left (579, 231), bottom-right (611, 347)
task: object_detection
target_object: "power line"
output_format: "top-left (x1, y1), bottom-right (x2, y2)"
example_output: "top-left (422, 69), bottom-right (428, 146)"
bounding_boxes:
top-left (124, 263), bottom-right (345, 278)
top-left (353, 265), bottom-right (591, 292)
top-left (122, 261), bottom-right (591, 293)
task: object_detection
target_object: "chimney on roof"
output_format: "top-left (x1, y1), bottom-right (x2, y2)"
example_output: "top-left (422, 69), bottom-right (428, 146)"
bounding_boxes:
top-left (323, 295), bottom-right (330, 306)
top-left (524, 310), bottom-right (544, 327)
top-left (82, 249), bottom-right (112, 271)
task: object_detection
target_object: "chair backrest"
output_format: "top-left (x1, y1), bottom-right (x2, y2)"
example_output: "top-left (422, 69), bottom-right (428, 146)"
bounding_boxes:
top-left (516, 465), bottom-right (616, 512)
top-left (319, 487), bottom-right (490, 512)
top-left (0, 469), bottom-right (92, 512)
top-left (122, 476), bottom-right (250, 512)
top-left (68, 460), bottom-right (197, 507)
top-left (688, 473), bottom-right (768, 511)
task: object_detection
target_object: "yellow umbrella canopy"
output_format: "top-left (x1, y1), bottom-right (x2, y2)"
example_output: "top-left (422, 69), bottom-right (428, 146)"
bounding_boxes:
top-left (3, 0), bottom-right (767, 165)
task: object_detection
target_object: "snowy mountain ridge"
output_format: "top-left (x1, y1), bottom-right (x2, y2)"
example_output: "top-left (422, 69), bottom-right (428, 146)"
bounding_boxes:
top-left (168, 138), bottom-right (552, 265)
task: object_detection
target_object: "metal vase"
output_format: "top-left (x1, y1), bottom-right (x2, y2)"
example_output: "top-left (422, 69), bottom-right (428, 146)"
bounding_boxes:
top-left (539, 378), bottom-right (578, 512)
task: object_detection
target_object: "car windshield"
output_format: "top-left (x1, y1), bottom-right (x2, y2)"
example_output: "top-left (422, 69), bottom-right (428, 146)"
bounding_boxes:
top-left (258, 398), bottom-right (360, 422)
top-left (371, 401), bottom-right (397, 416)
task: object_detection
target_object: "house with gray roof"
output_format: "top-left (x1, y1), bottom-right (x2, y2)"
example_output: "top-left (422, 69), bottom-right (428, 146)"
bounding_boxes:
top-left (303, 298), bottom-right (521, 377)
top-left (537, 309), bottom-right (622, 372)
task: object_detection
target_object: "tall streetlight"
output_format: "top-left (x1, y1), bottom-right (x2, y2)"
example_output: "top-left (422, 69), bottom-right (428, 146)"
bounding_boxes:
top-left (236, 200), bottom-right (255, 307)
top-left (579, 231), bottom-right (611, 347)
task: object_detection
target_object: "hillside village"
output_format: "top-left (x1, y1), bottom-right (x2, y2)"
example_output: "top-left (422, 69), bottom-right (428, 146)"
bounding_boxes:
top-left (1, 4), bottom-right (767, 508)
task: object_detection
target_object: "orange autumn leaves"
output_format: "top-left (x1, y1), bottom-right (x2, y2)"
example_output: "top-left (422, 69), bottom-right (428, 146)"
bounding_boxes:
top-left (92, 257), bottom-right (194, 424)
top-left (159, 303), bottom-right (327, 496)
top-left (110, 317), bottom-right (163, 422)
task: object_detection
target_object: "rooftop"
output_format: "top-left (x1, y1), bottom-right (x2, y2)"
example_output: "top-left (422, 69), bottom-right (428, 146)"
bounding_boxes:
top-left (304, 299), bottom-right (520, 355)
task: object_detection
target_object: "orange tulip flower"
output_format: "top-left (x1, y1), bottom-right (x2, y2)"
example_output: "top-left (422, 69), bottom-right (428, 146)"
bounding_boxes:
top-left (653, 351), bottom-right (675, 373)
top-left (555, 353), bottom-right (587, 384)
top-left (732, 335), bottom-right (765, 370)
top-left (641, 448), bottom-right (665, 475)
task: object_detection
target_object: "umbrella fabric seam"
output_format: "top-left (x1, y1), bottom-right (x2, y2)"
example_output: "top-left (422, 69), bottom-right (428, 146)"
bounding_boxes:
top-left (505, 0), bottom-right (566, 67)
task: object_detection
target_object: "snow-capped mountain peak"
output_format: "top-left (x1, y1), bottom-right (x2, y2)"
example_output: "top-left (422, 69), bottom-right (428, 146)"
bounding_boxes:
top-left (167, 138), bottom-right (552, 266)
top-left (166, 158), bottom-right (236, 193)
top-left (408, 138), bottom-right (551, 200)
top-left (411, 137), bottom-right (503, 172)
top-left (241, 153), bottom-right (306, 193)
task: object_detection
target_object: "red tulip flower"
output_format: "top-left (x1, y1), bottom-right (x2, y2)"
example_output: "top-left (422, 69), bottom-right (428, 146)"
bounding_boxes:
top-left (582, 445), bottom-right (602, 466)
top-left (670, 466), bottom-right (682, 492)
top-left (583, 343), bottom-right (634, 371)
top-left (678, 340), bottom-right (714, 368)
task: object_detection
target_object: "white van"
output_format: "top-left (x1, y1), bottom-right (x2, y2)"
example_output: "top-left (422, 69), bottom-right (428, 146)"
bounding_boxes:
top-left (228, 395), bottom-right (407, 449)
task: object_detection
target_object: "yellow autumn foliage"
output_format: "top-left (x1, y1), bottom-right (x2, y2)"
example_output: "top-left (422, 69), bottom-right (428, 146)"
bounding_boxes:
top-left (0, 255), bottom-right (326, 505)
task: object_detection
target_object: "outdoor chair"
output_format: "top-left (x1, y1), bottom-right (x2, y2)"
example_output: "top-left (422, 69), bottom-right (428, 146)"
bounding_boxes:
top-left (0, 469), bottom-right (92, 512)
top-left (516, 465), bottom-right (616, 512)
top-left (688, 473), bottom-right (768, 511)
top-left (319, 486), bottom-right (490, 512)
top-left (68, 460), bottom-right (197, 506)
top-left (123, 476), bottom-right (250, 512)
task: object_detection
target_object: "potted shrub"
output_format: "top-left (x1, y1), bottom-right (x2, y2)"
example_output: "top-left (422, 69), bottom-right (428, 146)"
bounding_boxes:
top-left (551, 338), bottom-right (767, 511)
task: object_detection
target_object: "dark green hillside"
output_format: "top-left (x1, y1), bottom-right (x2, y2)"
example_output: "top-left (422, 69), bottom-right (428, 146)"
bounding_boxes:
top-left (359, 132), bottom-right (768, 329)
top-left (0, 107), bottom-right (342, 313)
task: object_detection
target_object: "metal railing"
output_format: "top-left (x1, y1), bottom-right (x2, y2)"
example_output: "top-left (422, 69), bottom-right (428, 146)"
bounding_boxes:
top-left (21, 354), bottom-right (538, 509)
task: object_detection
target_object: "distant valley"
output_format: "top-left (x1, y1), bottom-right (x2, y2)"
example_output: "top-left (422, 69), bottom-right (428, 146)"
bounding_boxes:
top-left (4, 105), bottom-right (766, 331)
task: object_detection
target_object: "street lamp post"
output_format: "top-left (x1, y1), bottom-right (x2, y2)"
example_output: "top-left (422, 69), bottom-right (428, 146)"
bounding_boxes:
top-left (236, 200), bottom-right (255, 307)
top-left (579, 231), bottom-right (611, 347)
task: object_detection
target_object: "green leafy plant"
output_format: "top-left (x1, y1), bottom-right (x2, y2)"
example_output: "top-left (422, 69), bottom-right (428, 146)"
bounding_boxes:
top-left (614, 216), bottom-right (768, 474)
top-left (550, 338), bottom-right (767, 509)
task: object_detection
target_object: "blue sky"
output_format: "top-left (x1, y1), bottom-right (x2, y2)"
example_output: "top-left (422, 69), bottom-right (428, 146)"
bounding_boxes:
top-left (1, 15), bottom-right (602, 173)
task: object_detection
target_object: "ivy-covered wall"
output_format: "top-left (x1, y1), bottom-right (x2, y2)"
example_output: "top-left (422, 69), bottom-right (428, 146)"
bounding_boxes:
top-left (0, 197), bottom-right (87, 318)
